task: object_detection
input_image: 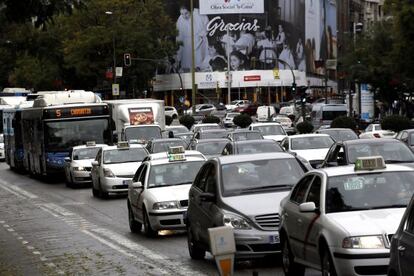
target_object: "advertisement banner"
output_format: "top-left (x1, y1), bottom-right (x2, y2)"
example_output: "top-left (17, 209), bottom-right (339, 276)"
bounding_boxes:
top-left (200, 0), bottom-right (264, 15)
top-left (128, 108), bottom-right (154, 125)
top-left (360, 84), bottom-right (374, 122)
top-left (156, 0), bottom-right (336, 91)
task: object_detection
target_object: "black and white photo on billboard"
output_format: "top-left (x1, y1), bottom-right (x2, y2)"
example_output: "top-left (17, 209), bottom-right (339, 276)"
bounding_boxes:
top-left (161, 0), bottom-right (336, 76)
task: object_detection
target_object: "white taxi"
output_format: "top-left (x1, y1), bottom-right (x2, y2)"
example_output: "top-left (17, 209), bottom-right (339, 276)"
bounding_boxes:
top-left (279, 156), bottom-right (414, 276)
top-left (91, 142), bottom-right (148, 198)
top-left (64, 142), bottom-right (107, 187)
top-left (248, 122), bottom-right (288, 143)
top-left (127, 147), bottom-right (206, 237)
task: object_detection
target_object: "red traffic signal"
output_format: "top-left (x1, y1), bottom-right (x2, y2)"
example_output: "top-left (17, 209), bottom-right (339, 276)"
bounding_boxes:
top-left (124, 53), bottom-right (132, 67)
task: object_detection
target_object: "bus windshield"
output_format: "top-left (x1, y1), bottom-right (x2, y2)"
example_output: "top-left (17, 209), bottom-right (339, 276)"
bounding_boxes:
top-left (45, 119), bottom-right (110, 152)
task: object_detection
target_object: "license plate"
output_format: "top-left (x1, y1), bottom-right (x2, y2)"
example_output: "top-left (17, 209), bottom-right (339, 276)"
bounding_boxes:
top-left (269, 235), bottom-right (280, 244)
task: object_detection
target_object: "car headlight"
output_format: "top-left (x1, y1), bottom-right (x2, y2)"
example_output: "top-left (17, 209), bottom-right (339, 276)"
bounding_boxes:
top-left (153, 201), bottom-right (179, 210)
top-left (73, 167), bottom-right (86, 171)
top-left (342, 235), bottom-right (386, 249)
top-left (103, 168), bottom-right (115, 178)
top-left (223, 213), bottom-right (252, 230)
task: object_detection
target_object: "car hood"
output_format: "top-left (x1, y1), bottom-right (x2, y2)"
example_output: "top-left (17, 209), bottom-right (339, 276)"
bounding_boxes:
top-left (291, 148), bottom-right (329, 161)
top-left (263, 135), bottom-right (287, 142)
top-left (104, 162), bottom-right (142, 176)
top-left (147, 184), bottom-right (192, 202)
top-left (327, 208), bottom-right (406, 236)
top-left (71, 159), bottom-right (94, 167)
top-left (221, 190), bottom-right (290, 218)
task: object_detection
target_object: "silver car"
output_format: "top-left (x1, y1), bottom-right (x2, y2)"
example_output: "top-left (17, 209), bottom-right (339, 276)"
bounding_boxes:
top-left (64, 143), bottom-right (107, 187)
top-left (186, 153), bottom-right (306, 259)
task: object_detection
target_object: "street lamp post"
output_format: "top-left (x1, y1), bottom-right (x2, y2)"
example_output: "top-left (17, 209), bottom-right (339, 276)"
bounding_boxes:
top-left (105, 11), bottom-right (117, 86)
top-left (190, 0), bottom-right (196, 114)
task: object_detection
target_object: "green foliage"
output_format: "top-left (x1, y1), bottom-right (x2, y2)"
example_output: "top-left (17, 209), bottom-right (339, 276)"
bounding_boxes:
top-left (381, 115), bottom-right (411, 133)
top-left (202, 115), bottom-right (221, 124)
top-left (296, 121), bottom-right (314, 134)
top-left (331, 116), bottom-right (357, 130)
top-left (233, 114), bottom-right (252, 128)
top-left (179, 115), bottom-right (195, 130)
top-left (165, 115), bottom-right (173, 126)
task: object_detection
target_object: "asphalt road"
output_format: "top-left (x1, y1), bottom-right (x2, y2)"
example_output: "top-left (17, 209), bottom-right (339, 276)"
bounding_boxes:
top-left (0, 162), bottom-right (319, 276)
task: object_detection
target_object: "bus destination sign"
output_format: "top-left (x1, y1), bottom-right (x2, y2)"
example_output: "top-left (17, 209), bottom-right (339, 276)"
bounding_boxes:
top-left (43, 105), bottom-right (109, 120)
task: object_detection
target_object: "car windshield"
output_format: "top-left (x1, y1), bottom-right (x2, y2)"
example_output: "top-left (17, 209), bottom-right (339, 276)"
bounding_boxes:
top-left (254, 125), bottom-right (286, 136)
top-left (45, 119), bottom-right (110, 152)
top-left (148, 161), bottom-right (204, 188)
top-left (326, 171), bottom-right (414, 213)
top-left (322, 111), bottom-right (347, 120)
top-left (221, 159), bottom-right (304, 196)
top-left (232, 132), bottom-right (263, 141)
top-left (322, 129), bottom-right (358, 141)
top-left (226, 113), bottom-right (239, 118)
top-left (103, 148), bottom-right (147, 164)
top-left (73, 147), bottom-right (101, 160)
top-left (125, 126), bottom-right (161, 141)
top-left (196, 141), bottom-right (228, 155)
top-left (291, 136), bottom-right (334, 150)
top-left (237, 142), bottom-right (284, 154)
top-left (152, 140), bottom-right (186, 153)
top-left (202, 130), bottom-right (228, 139)
top-left (347, 143), bottom-right (414, 163)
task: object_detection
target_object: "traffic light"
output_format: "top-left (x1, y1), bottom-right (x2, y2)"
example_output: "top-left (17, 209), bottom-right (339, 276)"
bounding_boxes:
top-left (124, 53), bottom-right (132, 67)
top-left (291, 82), bottom-right (297, 95)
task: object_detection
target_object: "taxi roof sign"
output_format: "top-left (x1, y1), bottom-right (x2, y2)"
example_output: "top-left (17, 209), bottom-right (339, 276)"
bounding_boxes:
top-left (167, 146), bottom-right (186, 162)
top-left (354, 156), bottom-right (386, 171)
top-left (86, 141), bottom-right (96, 147)
top-left (117, 141), bottom-right (130, 149)
top-left (168, 146), bottom-right (185, 155)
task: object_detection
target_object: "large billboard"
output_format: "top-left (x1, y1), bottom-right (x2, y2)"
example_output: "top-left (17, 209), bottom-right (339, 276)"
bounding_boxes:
top-left (156, 0), bottom-right (336, 90)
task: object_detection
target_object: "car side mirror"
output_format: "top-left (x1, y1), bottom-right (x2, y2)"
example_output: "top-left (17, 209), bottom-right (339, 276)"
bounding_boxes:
top-left (199, 192), bottom-right (215, 203)
top-left (64, 157), bottom-right (71, 162)
top-left (299, 202), bottom-right (318, 213)
top-left (92, 161), bottom-right (99, 166)
top-left (132, 181), bottom-right (143, 189)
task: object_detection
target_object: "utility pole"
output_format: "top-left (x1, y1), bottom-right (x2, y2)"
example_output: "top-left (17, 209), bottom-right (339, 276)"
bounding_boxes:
top-left (190, 0), bottom-right (196, 114)
top-left (226, 28), bottom-right (231, 104)
top-left (105, 11), bottom-right (116, 86)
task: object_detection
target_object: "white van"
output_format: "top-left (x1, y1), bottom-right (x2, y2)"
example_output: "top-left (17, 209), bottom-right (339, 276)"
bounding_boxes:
top-left (279, 105), bottom-right (295, 116)
top-left (256, 105), bottom-right (276, 122)
top-left (312, 104), bottom-right (348, 129)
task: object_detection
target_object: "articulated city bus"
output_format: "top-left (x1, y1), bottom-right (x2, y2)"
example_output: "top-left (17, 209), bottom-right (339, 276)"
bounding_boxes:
top-left (21, 91), bottom-right (112, 176)
top-left (3, 102), bottom-right (34, 171)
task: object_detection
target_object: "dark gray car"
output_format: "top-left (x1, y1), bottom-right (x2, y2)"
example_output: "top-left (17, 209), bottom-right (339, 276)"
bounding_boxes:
top-left (186, 153), bottom-right (306, 259)
top-left (389, 194), bottom-right (414, 276)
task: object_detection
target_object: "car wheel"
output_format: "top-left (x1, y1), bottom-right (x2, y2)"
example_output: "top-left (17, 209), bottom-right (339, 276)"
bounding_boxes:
top-left (128, 202), bottom-right (142, 233)
top-left (92, 186), bottom-right (99, 198)
top-left (143, 208), bottom-right (157, 237)
top-left (98, 179), bottom-right (108, 199)
top-left (321, 244), bottom-right (337, 276)
top-left (187, 224), bottom-right (205, 260)
top-left (281, 235), bottom-right (305, 276)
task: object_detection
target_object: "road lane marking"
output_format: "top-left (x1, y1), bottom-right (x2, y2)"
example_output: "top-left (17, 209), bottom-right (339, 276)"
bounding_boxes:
top-left (0, 181), bottom-right (206, 276)
top-left (0, 180), bottom-right (38, 199)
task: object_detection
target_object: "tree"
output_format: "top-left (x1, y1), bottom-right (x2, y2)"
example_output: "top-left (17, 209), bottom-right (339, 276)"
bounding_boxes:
top-left (233, 114), bottom-right (252, 128)
top-left (381, 115), bottom-right (411, 132)
top-left (331, 116), bottom-right (357, 130)
top-left (296, 121), bottom-right (314, 134)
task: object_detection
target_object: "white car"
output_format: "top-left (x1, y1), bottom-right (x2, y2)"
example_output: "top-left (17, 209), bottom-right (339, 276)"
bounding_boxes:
top-left (64, 142), bottom-right (107, 187)
top-left (281, 134), bottom-right (334, 168)
top-left (0, 134), bottom-right (4, 161)
top-left (225, 100), bottom-right (250, 111)
top-left (359, 123), bottom-right (395, 139)
top-left (190, 123), bottom-right (221, 133)
top-left (91, 143), bottom-right (149, 198)
top-left (249, 122), bottom-right (287, 143)
top-left (223, 112), bottom-right (240, 128)
top-left (279, 105), bottom-right (295, 116)
top-left (127, 147), bottom-right (206, 236)
top-left (279, 156), bottom-right (414, 276)
top-left (165, 106), bottom-right (178, 119)
top-left (185, 104), bottom-right (216, 116)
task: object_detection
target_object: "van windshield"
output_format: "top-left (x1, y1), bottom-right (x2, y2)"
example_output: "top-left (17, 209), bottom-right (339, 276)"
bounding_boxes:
top-left (322, 111), bottom-right (347, 120)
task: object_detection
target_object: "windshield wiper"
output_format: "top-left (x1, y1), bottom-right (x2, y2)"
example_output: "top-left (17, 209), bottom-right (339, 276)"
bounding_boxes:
top-left (240, 184), bottom-right (293, 193)
top-left (369, 204), bottom-right (407, 209)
